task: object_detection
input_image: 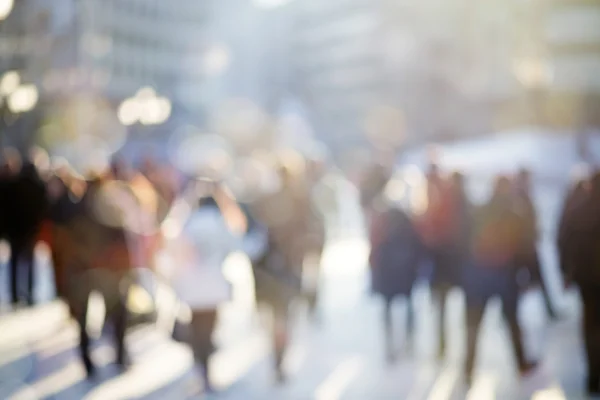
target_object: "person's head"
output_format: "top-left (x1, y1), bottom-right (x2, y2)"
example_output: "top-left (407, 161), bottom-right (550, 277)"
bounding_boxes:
top-left (451, 171), bottom-right (464, 186)
top-left (110, 156), bottom-right (133, 181)
top-left (591, 171), bottom-right (600, 194)
top-left (198, 195), bottom-right (218, 209)
top-left (492, 175), bottom-right (513, 199)
top-left (277, 163), bottom-right (295, 188)
top-left (515, 168), bottom-right (531, 191)
top-left (29, 146), bottom-right (50, 174)
top-left (428, 163), bottom-right (440, 177)
top-left (2, 147), bottom-right (22, 175)
top-left (570, 163), bottom-right (591, 184)
top-left (306, 158), bottom-right (326, 182)
top-left (140, 154), bottom-right (157, 174)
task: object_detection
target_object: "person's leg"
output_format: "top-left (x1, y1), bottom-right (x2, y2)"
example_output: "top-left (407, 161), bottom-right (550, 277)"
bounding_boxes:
top-left (194, 310), bottom-right (218, 392)
top-left (438, 285), bottom-right (450, 358)
top-left (531, 251), bottom-right (558, 319)
top-left (406, 291), bottom-right (415, 338)
top-left (273, 302), bottom-right (290, 383)
top-left (102, 271), bottom-right (129, 368)
top-left (581, 289), bottom-right (600, 393)
top-left (112, 297), bottom-right (129, 368)
top-left (9, 241), bottom-right (21, 304)
top-left (24, 242), bottom-right (35, 306)
top-left (465, 303), bottom-right (485, 384)
top-left (305, 249), bottom-right (323, 321)
top-left (383, 298), bottom-right (395, 363)
top-left (502, 289), bottom-right (534, 375)
top-left (51, 240), bottom-right (63, 298)
top-left (77, 293), bottom-right (94, 376)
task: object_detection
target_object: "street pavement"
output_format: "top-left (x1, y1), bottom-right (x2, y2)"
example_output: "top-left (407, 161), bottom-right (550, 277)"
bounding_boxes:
top-left (0, 232), bottom-right (590, 400)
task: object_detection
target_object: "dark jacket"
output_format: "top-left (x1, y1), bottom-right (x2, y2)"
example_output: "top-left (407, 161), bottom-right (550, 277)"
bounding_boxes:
top-left (557, 181), bottom-right (589, 282)
top-left (359, 164), bottom-right (390, 209)
top-left (5, 162), bottom-right (48, 244)
top-left (0, 172), bottom-right (7, 240)
top-left (370, 206), bottom-right (425, 299)
top-left (560, 183), bottom-right (600, 286)
top-left (67, 179), bottom-right (133, 274)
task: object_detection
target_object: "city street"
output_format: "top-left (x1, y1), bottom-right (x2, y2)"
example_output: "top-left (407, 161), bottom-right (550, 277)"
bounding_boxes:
top-left (0, 0), bottom-right (597, 395)
top-left (0, 229), bottom-right (589, 399)
top-left (0, 167), bottom-right (592, 399)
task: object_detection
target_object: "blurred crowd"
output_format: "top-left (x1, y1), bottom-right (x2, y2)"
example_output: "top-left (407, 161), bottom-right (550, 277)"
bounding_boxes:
top-left (2, 143), bottom-right (600, 396)
top-left (0, 146), bottom-right (333, 393)
top-left (361, 158), bottom-right (600, 395)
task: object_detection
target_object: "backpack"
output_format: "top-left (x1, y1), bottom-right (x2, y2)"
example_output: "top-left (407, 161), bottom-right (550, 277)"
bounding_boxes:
top-left (472, 202), bottom-right (522, 268)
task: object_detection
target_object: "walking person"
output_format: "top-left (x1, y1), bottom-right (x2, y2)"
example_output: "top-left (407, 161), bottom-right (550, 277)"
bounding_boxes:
top-left (416, 165), bottom-right (464, 358)
top-left (369, 193), bottom-right (425, 362)
top-left (558, 171), bottom-right (600, 395)
top-left (46, 163), bottom-right (87, 316)
top-left (300, 162), bottom-right (327, 321)
top-left (358, 156), bottom-right (394, 226)
top-left (557, 168), bottom-right (590, 286)
top-left (169, 180), bottom-right (246, 393)
top-left (513, 168), bottom-right (559, 320)
top-left (463, 176), bottom-right (538, 384)
top-left (6, 152), bottom-right (48, 306)
top-left (67, 173), bottom-right (136, 377)
top-left (248, 163), bottom-right (306, 383)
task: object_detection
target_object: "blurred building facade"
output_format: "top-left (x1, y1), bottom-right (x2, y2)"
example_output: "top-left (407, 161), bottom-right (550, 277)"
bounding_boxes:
top-left (2, 0), bottom-right (598, 158)
top-left (0, 0), bottom-right (51, 149)
top-left (30, 0), bottom-right (208, 106)
top-left (545, 0), bottom-right (600, 129)
top-left (287, 0), bottom-right (383, 150)
top-left (3, 0), bottom-right (212, 157)
top-left (279, 0), bottom-right (523, 152)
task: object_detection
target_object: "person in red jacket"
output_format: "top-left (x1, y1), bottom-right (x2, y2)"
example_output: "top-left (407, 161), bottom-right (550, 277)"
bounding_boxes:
top-left (415, 165), bottom-right (467, 358)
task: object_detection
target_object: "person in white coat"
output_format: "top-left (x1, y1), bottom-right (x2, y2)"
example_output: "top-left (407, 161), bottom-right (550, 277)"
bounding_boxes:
top-left (170, 182), bottom-right (246, 392)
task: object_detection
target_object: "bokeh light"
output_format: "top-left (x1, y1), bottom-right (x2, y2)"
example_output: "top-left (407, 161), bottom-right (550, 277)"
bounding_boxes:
top-left (117, 98), bottom-right (140, 126)
top-left (213, 98), bottom-right (271, 152)
top-left (168, 127), bottom-right (235, 178)
top-left (41, 96), bottom-right (128, 168)
top-left (203, 44), bottom-right (231, 77)
top-left (513, 58), bottom-right (554, 89)
top-left (0, 0), bottom-right (13, 21)
top-left (7, 84), bottom-right (38, 113)
top-left (118, 87), bottom-right (172, 126)
top-left (0, 70), bottom-right (20, 96)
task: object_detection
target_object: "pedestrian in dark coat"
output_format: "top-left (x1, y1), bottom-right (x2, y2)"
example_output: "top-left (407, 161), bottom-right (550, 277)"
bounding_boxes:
top-left (557, 176), bottom-right (590, 285)
top-left (435, 171), bottom-right (471, 358)
top-left (46, 168), bottom-right (86, 310)
top-left (0, 160), bottom-right (9, 243)
top-left (513, 168), bottom-right (559, 319)
top-left (463, 176), bottom-right (538, 385)
top-left (416, 167), bottom-right (468, 358)
top-left (369, 197), bottom-right (425, 362)
top-left (6, 156), bottom-right (48, 306)
top-left (560, 172), bottom-right (600, 395)
top-left (66, 175), bottom-right (134, 377)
